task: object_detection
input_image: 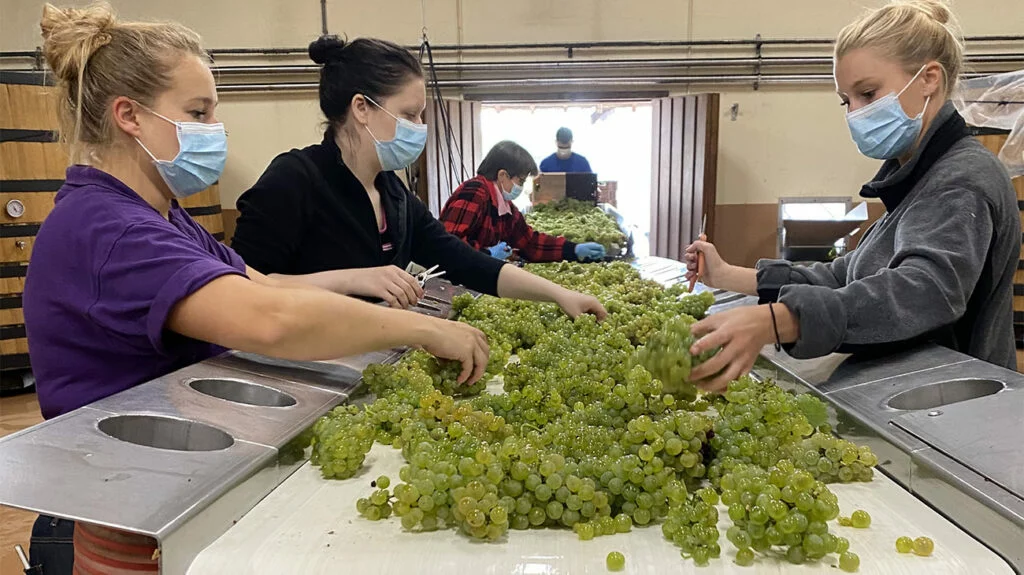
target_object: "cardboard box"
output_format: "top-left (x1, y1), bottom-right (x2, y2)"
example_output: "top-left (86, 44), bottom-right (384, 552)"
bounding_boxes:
top-left (597, 181), bottom-right (617, 207)
top-left (532, 172), bottom-right (599, 204)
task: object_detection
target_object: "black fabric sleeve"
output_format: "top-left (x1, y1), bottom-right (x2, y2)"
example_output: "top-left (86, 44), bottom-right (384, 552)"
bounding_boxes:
top-left (231, 153), bottom-right (311, 274)
top-left (407, 191), bottom-right (505, 296)
top-left (562, 242), bottom-right (578, 261)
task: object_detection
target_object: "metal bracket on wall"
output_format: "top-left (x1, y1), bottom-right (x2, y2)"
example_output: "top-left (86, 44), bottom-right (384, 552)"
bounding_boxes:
top-left (753, 33), bottom-right (762, 91)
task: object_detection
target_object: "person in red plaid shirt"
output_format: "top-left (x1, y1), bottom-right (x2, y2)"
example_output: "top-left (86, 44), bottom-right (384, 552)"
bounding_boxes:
top-left (440, 141), bottom-right (607, 263)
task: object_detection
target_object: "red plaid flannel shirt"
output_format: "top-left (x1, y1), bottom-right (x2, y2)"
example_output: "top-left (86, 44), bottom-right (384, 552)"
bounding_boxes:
top-left (440, 176), bottom-right (574, 263)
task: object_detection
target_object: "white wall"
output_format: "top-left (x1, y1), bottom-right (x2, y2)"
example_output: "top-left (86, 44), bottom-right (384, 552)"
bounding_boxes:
top-left (2, 0), bottom-right (1021, 208)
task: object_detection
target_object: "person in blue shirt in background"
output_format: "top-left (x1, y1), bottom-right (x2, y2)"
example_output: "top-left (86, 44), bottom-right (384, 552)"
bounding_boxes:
top-left (539, 127), bottom-right (592, 173)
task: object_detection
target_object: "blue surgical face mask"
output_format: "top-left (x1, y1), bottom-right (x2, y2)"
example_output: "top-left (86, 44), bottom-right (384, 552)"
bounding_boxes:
top-left (135, 105), bottom-right (226, 199)
top-left (497, 172), bottom-right (524, 201)
top-left (364, 96), bottom-right (428, 171)
top-left (504, 183), bottom-right (524, 201)
top-left (845, 65), bottom-right (930, 160)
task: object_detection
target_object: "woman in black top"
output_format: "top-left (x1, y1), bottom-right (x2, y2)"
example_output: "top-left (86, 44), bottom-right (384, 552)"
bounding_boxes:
top-left (232, 36), bottom-right (604, 318)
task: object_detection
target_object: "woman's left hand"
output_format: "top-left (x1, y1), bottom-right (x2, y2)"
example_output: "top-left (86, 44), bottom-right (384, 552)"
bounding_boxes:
top-left (556, 289), bottom-right (608, 321)
top-left (688, 304), bottom-right (797, 393)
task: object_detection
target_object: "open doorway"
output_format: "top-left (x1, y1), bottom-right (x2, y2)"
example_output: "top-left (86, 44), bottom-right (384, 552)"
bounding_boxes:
top-left (480, 103), bottom-right (653, 256)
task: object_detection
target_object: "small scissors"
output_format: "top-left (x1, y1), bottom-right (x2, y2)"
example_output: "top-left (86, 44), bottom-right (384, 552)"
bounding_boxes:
top-left (415, 264), bottom-right (447, 287)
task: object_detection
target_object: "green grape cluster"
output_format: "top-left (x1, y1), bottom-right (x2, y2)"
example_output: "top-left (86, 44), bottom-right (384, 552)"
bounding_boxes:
top-left (356, 487), bottom-right (394, 521)
top-left (525, 198), bottom-right (627, 252)
top-left (310, 405), bottom-right (375, 479)
top-left (301, 261), bottom-right (880, 569)
top-left (365, 349), bottom-right (486, 399)
top-left (633, 316), bottom-right (718, 401)
top-left (662, 488), bottom-right (722, 565)
top-left (720, 461), bottom-right (844, 565)
top-left (786, 432), bottom-right (877, 483)
top-left (704, 376), bottom-right (879, 489)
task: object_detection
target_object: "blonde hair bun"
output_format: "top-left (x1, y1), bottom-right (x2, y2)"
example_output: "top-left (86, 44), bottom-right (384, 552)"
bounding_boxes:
top-left (37, 2), bottom-right (205, 163)
top-left (40, 2), bottom-right (116, 84)
top-left (895, 0), bottom-right (953, 25)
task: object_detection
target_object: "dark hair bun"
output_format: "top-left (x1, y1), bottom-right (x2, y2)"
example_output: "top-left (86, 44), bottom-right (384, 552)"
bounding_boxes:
top-left (309, 35), bottom-right (346, 65)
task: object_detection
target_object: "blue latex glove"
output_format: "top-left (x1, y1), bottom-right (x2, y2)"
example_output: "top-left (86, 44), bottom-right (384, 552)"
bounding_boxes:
top-left (575, 242), bottom-right (606, 262)
top-left (487, 241), bottom-right (513, 260)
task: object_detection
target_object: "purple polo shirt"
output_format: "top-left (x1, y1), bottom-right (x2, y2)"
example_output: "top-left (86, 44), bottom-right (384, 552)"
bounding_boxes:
top-left (23, 166), bottom-right (247, 419)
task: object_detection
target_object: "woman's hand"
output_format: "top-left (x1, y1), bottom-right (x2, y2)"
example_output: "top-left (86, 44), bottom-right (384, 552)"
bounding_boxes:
top-left (345, 266), bottom-right (424, 308)
top-left (684, 240), bottom-right (728, 288)
top-left (421, 319), bottom-right (491, 384)
top-left (487, 242), bottom-right (513, 260)
top-left (574, 242), bottom-right (606, 262)
top-left (688, 304), bottom-right (798, 393)
top-left (554, 289), bottom-right (608, 321)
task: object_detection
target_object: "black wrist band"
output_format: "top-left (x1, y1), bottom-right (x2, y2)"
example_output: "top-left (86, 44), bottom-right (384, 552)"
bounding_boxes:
top-left (768, 302), bottom-right (783, 352)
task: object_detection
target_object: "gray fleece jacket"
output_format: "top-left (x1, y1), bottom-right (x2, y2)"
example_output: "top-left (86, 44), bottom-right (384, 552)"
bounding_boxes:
top-left (756, 101), bottom-right (1020, 370)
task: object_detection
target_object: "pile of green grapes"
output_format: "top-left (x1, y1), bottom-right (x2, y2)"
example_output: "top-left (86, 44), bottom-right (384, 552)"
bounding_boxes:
top-left (311, 262), bottom-right (877, 571)
top-left (525, 198), bottom-right (627, 252)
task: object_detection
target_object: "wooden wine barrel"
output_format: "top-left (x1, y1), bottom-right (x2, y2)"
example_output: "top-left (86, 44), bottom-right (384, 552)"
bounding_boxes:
top-left (73, 522), bottom-right (159, 575)
top-left (0, 71), bottom-right (61, 372)
top-left (0, 71), bottom-right (226, 372)
top-left (178, 182), bottom-right (225, 241)
top-left (971, 127), bottom-right (1024, 372)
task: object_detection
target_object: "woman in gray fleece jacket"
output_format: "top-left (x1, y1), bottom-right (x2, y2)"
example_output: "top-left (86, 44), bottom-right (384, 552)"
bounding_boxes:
top-left (684, 0), bottom-right (1020, 391)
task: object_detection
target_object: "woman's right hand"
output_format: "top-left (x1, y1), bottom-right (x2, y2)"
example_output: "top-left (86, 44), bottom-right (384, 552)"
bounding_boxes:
top-left (346, 266), bottom-right (424, 308)
top-left (684, 240), bottom-right (727, 288)
top-left (421, 319), bottom-right (490, 385)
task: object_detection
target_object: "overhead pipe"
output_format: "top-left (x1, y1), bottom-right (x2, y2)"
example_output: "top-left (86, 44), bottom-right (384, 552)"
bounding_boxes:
top-left (400, 35), bottom-right (1024, 52)
top-left (1, 34), bottom-right (1022, 60)
top-left (213, 69), bottom-right (1000, 94)
top-left (205, 52), bottom-right (1024, 76)
top-left (7, 51), bottom-right (1016, 76)
top-left (200, 34), bottom-right (1024, 56)
top-left (216, 74), bottom-right (835, 93)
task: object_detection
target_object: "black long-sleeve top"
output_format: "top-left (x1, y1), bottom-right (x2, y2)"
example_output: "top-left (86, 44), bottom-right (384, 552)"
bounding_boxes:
top-left (232, 136), bottom-right (505, 295)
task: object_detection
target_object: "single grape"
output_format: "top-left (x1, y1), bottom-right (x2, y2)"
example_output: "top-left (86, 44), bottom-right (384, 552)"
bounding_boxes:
top-left (850, 509), bottom-right (871, 528)
top-left (913, 536), bottom-right (935, 556)
top-left (895, 536), bottom-right (914, 553)
top-left (735, 547), bottom-right (755, 566)
top-left (369, 489), bottom-right (389, 506)
top-left (614, 513), bottom-right (632, 533)
top-left (692, 547), bottom-right (710, 565)
top-left (606, 551), bottom-right (626, 571)
top-left (577, 522), bottom-right (596, 541)
top-left (839, 551), bottom-right (860, 572)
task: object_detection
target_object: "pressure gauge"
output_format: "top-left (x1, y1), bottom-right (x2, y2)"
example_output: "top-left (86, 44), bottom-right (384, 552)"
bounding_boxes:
top-left (6, 199), bottom-right (25, 219)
